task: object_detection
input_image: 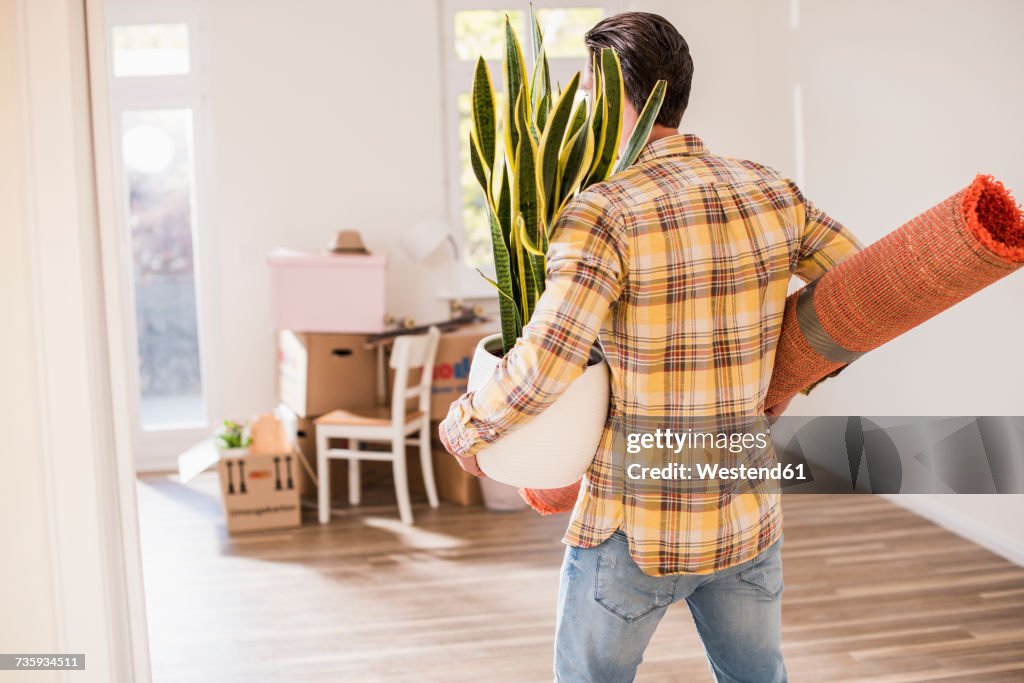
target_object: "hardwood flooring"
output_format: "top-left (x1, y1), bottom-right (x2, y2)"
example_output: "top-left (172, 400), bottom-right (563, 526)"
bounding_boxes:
top-left (137, 474), bottom-right (1024, 682)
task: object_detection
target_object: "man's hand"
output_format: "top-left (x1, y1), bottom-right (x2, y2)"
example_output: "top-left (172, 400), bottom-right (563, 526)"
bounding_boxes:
top-left (765, 396), bottom-right (793, 424)
top-left (438, 421), bottom-right (485, 478)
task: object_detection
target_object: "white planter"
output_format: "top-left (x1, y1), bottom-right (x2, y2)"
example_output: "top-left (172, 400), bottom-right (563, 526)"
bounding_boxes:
top-left (216, 446), bottom-right (250, 459)
top-left (468, 334), bottom-right (609, 489)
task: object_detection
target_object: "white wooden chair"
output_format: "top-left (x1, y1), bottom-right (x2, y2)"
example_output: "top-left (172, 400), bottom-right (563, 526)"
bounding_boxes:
top-left (314, 327), bottom-right (441, 525)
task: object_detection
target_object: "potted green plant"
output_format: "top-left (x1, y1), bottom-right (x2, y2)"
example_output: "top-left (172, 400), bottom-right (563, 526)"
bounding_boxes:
top-left (466, 9), bottom-right (665, 489)
top-left (215, 418), bottom-right (251, 455)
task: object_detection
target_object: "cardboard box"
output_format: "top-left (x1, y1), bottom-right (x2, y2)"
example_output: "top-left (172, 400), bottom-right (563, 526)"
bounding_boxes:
top-left (216, 449), bottom-right (302, 534)
top-left (278, 330), bottom-right (378, 417)
top-left (268, 249), bottom-right (387, 333)
top-left (431, 446), bottom-right (483, 506)
top-left (430, 421), bottom-right (483, 506)
top-left (413, 322), bottom-right (498, 420)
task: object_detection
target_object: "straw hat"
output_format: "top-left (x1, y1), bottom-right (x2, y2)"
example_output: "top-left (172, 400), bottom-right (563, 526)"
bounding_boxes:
top-left (329, 230), bottom-right (369, 254)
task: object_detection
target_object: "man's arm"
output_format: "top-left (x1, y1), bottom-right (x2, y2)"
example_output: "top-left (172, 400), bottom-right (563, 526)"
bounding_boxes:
top-left (440, 190), bottom-right (627, 458)
top-left (791, 188), bottom-right (864, 282)
top-left (776, 186), bottom-right (864, 402)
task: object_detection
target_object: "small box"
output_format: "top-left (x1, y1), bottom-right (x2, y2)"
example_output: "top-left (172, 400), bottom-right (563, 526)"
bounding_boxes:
top-left (268, 249), bottom-right (387, 333)
top-left (216, 448), bottom-right (302, 534)
top-left (278, 331), bottom-right (378, 417)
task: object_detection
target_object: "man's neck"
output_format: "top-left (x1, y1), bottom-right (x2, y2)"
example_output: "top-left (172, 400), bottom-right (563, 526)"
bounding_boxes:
top-left (648, 125), bottom-right (680, 144)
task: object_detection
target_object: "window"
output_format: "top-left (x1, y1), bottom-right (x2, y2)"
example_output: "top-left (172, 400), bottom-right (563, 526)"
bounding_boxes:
top-left (106, 2), bottom-right (214, 457)
top-left (112, 23), bottom-right (190, 77)
top-left (444, 3), bottom-right (616, 268)
top-left (121, 109), bottom-right (205, 428)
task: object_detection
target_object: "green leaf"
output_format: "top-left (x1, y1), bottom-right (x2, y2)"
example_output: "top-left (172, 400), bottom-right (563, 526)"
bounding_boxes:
top-left (587, 48), bottom-right (624, 185)
top-left (588, 95), bottom-right (604, 178)
top-left (485, 204), bottom-right (520, 353)
top-left (566, 97), bottom-right (588, 140)
top-left (495, 159), bottom-right (513, 252)
top-left (529, 5), bottom-right (551, 114)
top-left (471, 57), bottom-right (497, 175)
top-left (518, 216), bottom-right (546, 257)
top-left (514, 97), bottom-right (540, 306)
top-left (468, 132), bottom-right (488, 197)
top-left (565, 121), bottom-right (596, 202)
top-left (511, 213), bottom-right (531, 323)
top-left (503, 17), bottom-right (529, 158)
top-left (477, 267), bottom-right (523, 338)
top-left (613, 79), bottom-right (667, 175)
top-left (536, 91), bottom-right (551, 132)
top-left (536, 72), bottom-right (579, 226)
top-left (529, 3), bottom-right (543, 69)
top-left (555, 100), bottom-right (589, 203)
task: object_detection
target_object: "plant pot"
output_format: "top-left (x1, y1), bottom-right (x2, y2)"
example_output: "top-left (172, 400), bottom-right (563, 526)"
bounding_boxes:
top-left (468, 333), bottom-right (609, 489)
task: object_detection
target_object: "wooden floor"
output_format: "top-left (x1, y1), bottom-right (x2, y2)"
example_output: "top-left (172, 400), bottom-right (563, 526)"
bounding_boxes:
top-left (137, 474), bottom-right (1024, 683)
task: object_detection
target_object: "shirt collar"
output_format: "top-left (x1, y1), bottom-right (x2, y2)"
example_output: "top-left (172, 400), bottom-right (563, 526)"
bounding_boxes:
top-left (635, 133), bottom-right (707, 164)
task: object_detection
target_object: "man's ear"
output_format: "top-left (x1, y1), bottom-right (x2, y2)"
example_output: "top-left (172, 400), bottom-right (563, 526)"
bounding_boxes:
top-left (581, 61), bottom-right (594, 97)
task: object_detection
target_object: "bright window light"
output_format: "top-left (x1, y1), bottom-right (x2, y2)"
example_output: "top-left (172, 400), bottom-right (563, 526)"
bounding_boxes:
top-left (112, 24), bottom-right (190, 77)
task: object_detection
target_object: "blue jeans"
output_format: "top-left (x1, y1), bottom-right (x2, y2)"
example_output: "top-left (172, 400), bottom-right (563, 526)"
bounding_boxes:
top-left (554, 532), bottom-right (787, 683)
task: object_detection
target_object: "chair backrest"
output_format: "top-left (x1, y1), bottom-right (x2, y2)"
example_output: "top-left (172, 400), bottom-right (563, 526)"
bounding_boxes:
top-left (389, 326), bottom-right (441, 422)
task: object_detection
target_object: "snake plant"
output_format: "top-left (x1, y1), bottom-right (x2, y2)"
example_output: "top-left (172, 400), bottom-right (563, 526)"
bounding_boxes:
top-left (469, 8), bottom-right (667, 354)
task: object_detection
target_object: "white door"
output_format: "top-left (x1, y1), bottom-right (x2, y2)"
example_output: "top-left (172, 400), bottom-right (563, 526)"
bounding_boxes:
top-left (104, 0), bottom-right (221, 470)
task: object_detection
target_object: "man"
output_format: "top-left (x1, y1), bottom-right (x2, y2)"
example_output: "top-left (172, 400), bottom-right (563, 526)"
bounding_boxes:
top-left (440, 11), bottom-right (862, 683)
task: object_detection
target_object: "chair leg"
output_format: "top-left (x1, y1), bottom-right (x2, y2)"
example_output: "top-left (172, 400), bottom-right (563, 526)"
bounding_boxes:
top-left (392, 437), bottom-right (413, 525)
top-left (419, 418), bottom-right (439, 508)
top-left (348, 453), bottom-right (361, 507)
top-left (316, 429), bottom-right (330, 525)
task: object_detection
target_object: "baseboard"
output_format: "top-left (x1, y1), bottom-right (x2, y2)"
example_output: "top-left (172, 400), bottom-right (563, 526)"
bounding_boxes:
top-left (134, 453), bottom-right (180, 475)
top-left (884, 494), bottom-right (1024, 567)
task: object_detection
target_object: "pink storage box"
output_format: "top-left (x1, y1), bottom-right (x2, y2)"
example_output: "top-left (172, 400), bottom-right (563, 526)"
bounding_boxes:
top-left (268, 249), bottom-right (387, 333)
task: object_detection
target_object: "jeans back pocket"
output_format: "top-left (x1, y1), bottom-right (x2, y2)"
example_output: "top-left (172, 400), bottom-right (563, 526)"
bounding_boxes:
top-left (594, 534), bottom-right (675, 622)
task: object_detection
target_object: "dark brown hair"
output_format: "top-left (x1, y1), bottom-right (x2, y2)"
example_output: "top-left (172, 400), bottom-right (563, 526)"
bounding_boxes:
top-left (585, 12), bottom-right (693, 128)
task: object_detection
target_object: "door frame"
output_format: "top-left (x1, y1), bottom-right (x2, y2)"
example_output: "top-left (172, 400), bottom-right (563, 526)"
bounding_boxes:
top-left (15, 0), bottom-right (152, 679)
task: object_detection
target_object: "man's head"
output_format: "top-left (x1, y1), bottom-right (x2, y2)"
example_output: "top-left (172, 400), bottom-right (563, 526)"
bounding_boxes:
top-left (584, 12), bottom-right (694, 129)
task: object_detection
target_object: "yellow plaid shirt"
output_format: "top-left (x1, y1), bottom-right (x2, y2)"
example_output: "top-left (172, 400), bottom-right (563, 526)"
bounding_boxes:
top-left (443, 134), bottom-right (862, 575)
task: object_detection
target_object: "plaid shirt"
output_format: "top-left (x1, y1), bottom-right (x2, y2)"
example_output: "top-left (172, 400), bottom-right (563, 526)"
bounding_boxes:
top-left (443, 134), bottom-right (862, 575)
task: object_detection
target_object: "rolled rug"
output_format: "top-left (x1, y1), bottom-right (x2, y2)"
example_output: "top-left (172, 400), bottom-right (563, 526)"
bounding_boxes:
top-left (766, 174), bottom-right (1024, 408)
top-left (521, 174), bottom-right (1024, 515)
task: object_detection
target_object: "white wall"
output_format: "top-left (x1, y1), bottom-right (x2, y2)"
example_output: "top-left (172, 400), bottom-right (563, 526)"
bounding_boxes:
top-left (792, 0), bottom-right (1024, 417)
top-left (206, 0), bottom-right (452, 419)
top-left (791, 0), bottom-right (1024, 563)
top-left (634, 0), bottom-right (797, 173)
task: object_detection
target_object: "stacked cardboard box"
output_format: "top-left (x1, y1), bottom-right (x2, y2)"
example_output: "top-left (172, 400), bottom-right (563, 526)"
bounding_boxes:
top-left (279, 323), bottom-right (498, 507)
top-left (278, 330), bottom-right (406, 499)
